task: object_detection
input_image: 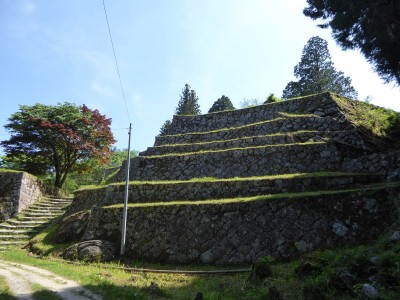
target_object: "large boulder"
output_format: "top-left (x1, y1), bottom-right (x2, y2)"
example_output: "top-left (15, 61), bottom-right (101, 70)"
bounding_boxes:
top-left (63, 240), bottom-right (115, 262)
top-left (54, 211), bottom-right (90, 243)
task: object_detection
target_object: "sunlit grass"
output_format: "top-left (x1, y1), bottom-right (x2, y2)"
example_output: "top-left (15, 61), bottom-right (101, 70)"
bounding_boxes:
top-left (104, 182), bottom-right (399, 209)
top-left (76, 171), bottom-right (368, 191)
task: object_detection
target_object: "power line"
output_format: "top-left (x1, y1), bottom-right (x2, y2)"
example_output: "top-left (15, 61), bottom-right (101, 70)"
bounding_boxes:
top-left (102, 0), bottom-right (131, 123)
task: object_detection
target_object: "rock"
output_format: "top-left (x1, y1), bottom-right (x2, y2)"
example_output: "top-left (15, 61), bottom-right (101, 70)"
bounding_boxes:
top-left (389, 231), bottom-right (400, 242)
top-left (332, 222), bottom-right (348, 237)
top-left (54, 211), bottom-right (90, 243)
top-left (63, 240), bottom-right (115, 262)
top-left (361, 284), bottom-right (379, 299)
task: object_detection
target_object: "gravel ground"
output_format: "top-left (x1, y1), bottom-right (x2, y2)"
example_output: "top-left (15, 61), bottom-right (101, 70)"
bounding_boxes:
top-left (0, 260), bottom-right (102, 300)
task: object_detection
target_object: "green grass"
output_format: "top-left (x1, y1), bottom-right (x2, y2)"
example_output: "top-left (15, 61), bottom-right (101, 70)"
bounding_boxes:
top-left (153, 130), bottom-right (319, 149)
top-left (31, 283), bottom-right (62, 300)
top-left (1, 231), bottom-right (399, 299)
top-left (161, 113), bottom-right (317, 138)
top-left (0, 275), bottom-right (16, 300)
top-left (75, 171), bottom-right (368, 192)
top-left (143, 141), bottom-right (326, 159)
top-left (28, 223), bottom-right (72, 256)
top-left (104, 181), bottom-right (399, 209)
top-left (0, 168), bottom-right (21, 173)
top-left (333, 93), bottom-right (400, 138)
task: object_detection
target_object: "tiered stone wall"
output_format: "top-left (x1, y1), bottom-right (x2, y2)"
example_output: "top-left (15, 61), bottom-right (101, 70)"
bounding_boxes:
top-left (165, 93), bottom-right (343, 135)
top-left (121, 142), bottom-right (353, 181)
top-left (83, 185), bottom-right (399, 264)
top-left (0, 171), bottom-right (49, 222)
top-left (64, 93), bottom-right (400, 265)
top-left (74, 173), bottom-right (378, 206)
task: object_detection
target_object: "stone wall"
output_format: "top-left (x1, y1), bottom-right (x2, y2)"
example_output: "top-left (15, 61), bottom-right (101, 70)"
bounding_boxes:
top-left (0, 171), bottom-right (48, 222)
top-left (74, 173), bottom-right (378, 206)
top-left (154, 115), bottom-right (350, 146)
top-left (118, 141), bottom-right (355, 182)
top-left (83, 185), bottom-right (399, 265)
top-left (165, 93), bottom-right (343, 135)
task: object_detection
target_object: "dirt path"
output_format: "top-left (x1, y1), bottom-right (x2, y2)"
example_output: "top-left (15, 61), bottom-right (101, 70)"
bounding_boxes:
top-left (0, 260), bottom-right (102, 300)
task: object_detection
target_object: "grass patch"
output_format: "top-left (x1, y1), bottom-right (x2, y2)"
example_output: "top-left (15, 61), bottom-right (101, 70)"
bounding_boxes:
top-left (0, 168), bottom-right (21, 173)
top-left (333, 93), bottom-right (400, 139)
top-left (104, 182), bottom-right (399, 209)
top-left (31, 283), bottom-right (62, 300)
top-left (154, 130), bottom-right (319, 149)
top-left (28, 223), bottom-right (72, 256)
top-left (0, 275), bottom-right (16, 300)
top-left (76, 171), bottom-right (368, 192)
top-left (161, 113), bottom-right (317, 138)
top-left (1, 231), bottom-right (399, 299)
top-left (144, 141), bottom-right (326, 159)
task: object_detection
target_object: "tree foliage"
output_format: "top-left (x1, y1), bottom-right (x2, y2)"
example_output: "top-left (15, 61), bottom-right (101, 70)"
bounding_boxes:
top-left (1, 103), bottom-right (115, 189)
top-left (175, 84), bottom-right (201, 115)
top-left (282, 36), bottom-right (358, 99)
top-left (159, 120), bottom-right (172, 136)
top-left (264, 94), bottom-right (281, 104)
top-left (304, 0), bottom-right (400, 86)
top-left (208, 95), bottom-right (235, 113)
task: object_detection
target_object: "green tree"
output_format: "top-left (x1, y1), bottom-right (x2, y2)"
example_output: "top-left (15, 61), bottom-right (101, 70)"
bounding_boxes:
top-left (175, 84), bottom-right (201, 115)
top-left (304, 0), bottom-right (400, 86)
top-left (66, 148), bottom-right (137, 189)
top-left (208, 95), bottom-right (235, 113)
top-left (158, 120), bottom-right (172, 136)
top-left (1, 103), bottom-right (115, 189)
top-left (264, 93), bottom-right (281, 104)
top-left (282, 36), bottom-right (358, 99)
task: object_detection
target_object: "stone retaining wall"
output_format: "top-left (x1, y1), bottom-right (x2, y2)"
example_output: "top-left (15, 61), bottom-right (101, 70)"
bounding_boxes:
top-left (0, 171), bottom-right (48, 222)
top-left (117, 142), bottom-right (345, 182)
top-left (154, 115), bottom-right (351, 146)
top-left (83, 185), bottom-right (399, 264)
top-left (143, 130), bottom-right (370, 156)
top-left (166, 93), bottom-right (342, 135)
top-left (73, 174), bottom-right (378, 206)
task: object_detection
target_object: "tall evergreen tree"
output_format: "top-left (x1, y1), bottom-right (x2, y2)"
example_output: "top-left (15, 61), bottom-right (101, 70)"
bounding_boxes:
top-left (282, 36), bottom-right (358, 100)
top-left (208, 95), bottom-right (235, 113)
top-left (175, 84), bottom-right (201, 115)
top-left (304, 0), bottom-right (400, 86)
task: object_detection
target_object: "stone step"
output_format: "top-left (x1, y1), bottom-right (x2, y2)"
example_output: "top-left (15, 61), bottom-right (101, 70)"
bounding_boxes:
top-left (154, 115), bottom-right (351, 147)
top-left (0, 240), bottom-right (27, 246)
top-left (6, 219), bottom-right (50, 226)
top-left (0, 229), bottom-right (32, 235)
top-left (143, 129), bottom-right (369, 157)
top-left (88, 173), bottom-right (381, 206)
top-left (0, 234), bottom-right (30, 240)
top-left (25, 206), bottom-right (66, 212)
top-left (21, 212), bottom-right (63, 217)
top-left (16, 215), bottom-right (60, 221)
top-left (126, 141), bottom-right (348, 181)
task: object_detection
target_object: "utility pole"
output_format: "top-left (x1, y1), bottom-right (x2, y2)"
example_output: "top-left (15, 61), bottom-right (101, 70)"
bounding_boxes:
top-left (120, 123), bottom-right (132, 255)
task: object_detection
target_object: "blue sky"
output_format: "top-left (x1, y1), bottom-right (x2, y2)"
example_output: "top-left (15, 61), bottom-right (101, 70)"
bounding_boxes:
top-left (1, 0), bottom-right (399, 153)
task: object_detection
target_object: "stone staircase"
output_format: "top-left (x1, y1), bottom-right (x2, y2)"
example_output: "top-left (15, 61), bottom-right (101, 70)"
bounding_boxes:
top-left (0, 197), bottom-right (72, 251)
top-left (72, 93), bottom-right (400, 264)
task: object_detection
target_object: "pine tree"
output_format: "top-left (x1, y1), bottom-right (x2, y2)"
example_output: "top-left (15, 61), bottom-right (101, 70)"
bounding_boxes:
top-left (304, 0), bottom-right (400, 86)
top-left (282, 36), bottom-right (358, 99)
top-left (208, 95), bottom-right (235, 113)
top-left (175, 84), bottom-right (201, 115)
